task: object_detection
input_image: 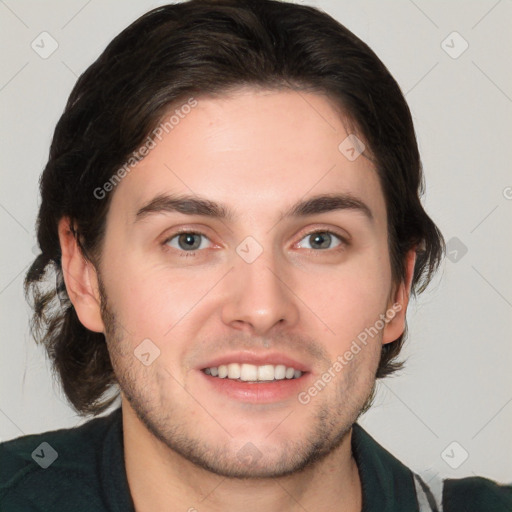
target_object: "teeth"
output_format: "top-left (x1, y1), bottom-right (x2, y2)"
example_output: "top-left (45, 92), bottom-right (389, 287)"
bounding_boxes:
top-left (203, 363), bottom-right (303, 381)
top-left (227, 363), bottom-right (240, 379)
top-left (258, 364), bottom-right (274, 381)
top-left (240, 363), bottom-right (258, 381)
top-left (285, 367), bottom-right (295, 379)
top-left (274, 364), bottom-right (286, 379)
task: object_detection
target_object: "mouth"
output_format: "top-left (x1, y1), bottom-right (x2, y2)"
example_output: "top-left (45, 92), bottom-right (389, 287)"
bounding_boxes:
top-left (202, 363), bottom-right (303, 382)
top-left (197, 353), bottom-right (311, 403)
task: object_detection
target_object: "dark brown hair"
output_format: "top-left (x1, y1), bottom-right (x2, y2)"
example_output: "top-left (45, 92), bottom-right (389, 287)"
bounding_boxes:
top-left (25, 0), bottom-right (444, 416)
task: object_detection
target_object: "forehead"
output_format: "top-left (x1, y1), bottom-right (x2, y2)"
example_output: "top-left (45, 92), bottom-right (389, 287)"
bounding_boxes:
top-left (107, 88), bottom-right (386, 227)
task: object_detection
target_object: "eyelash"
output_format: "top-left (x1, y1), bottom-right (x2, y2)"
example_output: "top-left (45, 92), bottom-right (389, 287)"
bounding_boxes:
top-left (161, 228), bottom-right (349, 255)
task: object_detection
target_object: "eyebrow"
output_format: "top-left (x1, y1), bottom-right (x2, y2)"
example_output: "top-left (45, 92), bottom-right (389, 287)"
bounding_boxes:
top-left (134, 192), bottom-right (373, 224)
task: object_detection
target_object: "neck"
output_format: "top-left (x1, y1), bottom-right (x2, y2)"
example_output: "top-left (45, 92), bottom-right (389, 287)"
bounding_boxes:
top-left (122, 403), bottom-right (362, 512)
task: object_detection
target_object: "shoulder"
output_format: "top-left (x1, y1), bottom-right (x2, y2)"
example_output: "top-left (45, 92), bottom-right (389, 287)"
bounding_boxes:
top-left (352, 424), bottom-right (511, 511)
top-left (0, 408), bottom-right (121, 511)
top-left (414, 471), bottom-right (512, 512)
top-left (442, 476), bottom-right (512, 512)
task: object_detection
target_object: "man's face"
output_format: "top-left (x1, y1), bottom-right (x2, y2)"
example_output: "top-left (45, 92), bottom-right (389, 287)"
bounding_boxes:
top-left (95, 88), bottom-right (400, 478)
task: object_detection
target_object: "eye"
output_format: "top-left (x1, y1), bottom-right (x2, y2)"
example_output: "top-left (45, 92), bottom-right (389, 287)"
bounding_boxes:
top-left (164, 232), bottom-right (212, 252)
top-left (296, 230), bottom-right (345, 251)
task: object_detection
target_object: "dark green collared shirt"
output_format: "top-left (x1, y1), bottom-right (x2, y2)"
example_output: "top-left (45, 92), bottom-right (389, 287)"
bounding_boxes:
top-left (1, 407), bottom-right (511, 511)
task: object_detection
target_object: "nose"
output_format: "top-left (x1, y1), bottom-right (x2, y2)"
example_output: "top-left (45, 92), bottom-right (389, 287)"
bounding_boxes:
top-left (220, 250), bottom-right (300, 335)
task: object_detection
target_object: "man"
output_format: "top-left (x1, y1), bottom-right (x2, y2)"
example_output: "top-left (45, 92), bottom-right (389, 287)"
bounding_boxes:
top-left (1, 0), bottom-right (510, 511)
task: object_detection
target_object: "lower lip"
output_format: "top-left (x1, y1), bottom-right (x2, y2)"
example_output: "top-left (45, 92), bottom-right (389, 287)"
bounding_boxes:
top-left (199, 371), bottom-right (311, 403)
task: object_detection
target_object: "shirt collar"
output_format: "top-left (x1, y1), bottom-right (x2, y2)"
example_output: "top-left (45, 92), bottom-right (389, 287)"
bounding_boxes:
top-left (351, 422), bottom-right (419, 512)
top-left (101, 407), bottom-right (136, 512)
top-left (101, 408), bottom-right (419, 512)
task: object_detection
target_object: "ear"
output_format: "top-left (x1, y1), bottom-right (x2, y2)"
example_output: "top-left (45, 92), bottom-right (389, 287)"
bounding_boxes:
top-left (382, 248), bottom-right (417, 345)
top-left (57, 217), bottom-right (105, 333)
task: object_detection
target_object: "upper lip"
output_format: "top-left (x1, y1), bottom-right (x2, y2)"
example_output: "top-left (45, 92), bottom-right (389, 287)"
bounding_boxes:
top-left (198, 351), bottom-right (310, 372)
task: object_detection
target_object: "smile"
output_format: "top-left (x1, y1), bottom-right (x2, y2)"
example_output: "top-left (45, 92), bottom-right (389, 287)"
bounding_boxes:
top-left (203, 363), bottom-right (303, 382)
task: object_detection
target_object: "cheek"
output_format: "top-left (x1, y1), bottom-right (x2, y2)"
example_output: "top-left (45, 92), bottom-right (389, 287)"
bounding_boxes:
top-left (300, 250), bottom-right (392, 340)
top-left (99, 255), bottom-right (166, 337)
top-left (103, 255), bottom-right (218, 341)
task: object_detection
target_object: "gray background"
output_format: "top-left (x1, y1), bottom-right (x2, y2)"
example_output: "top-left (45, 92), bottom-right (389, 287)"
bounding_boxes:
top-left (1, 0), bottom-right (511, 485)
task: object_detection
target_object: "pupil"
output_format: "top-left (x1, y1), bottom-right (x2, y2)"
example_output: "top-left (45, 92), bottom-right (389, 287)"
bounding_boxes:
top-left (179, 233), bottom-right (200, 250)
top-left (312, 233), bottom-right (330, 249)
